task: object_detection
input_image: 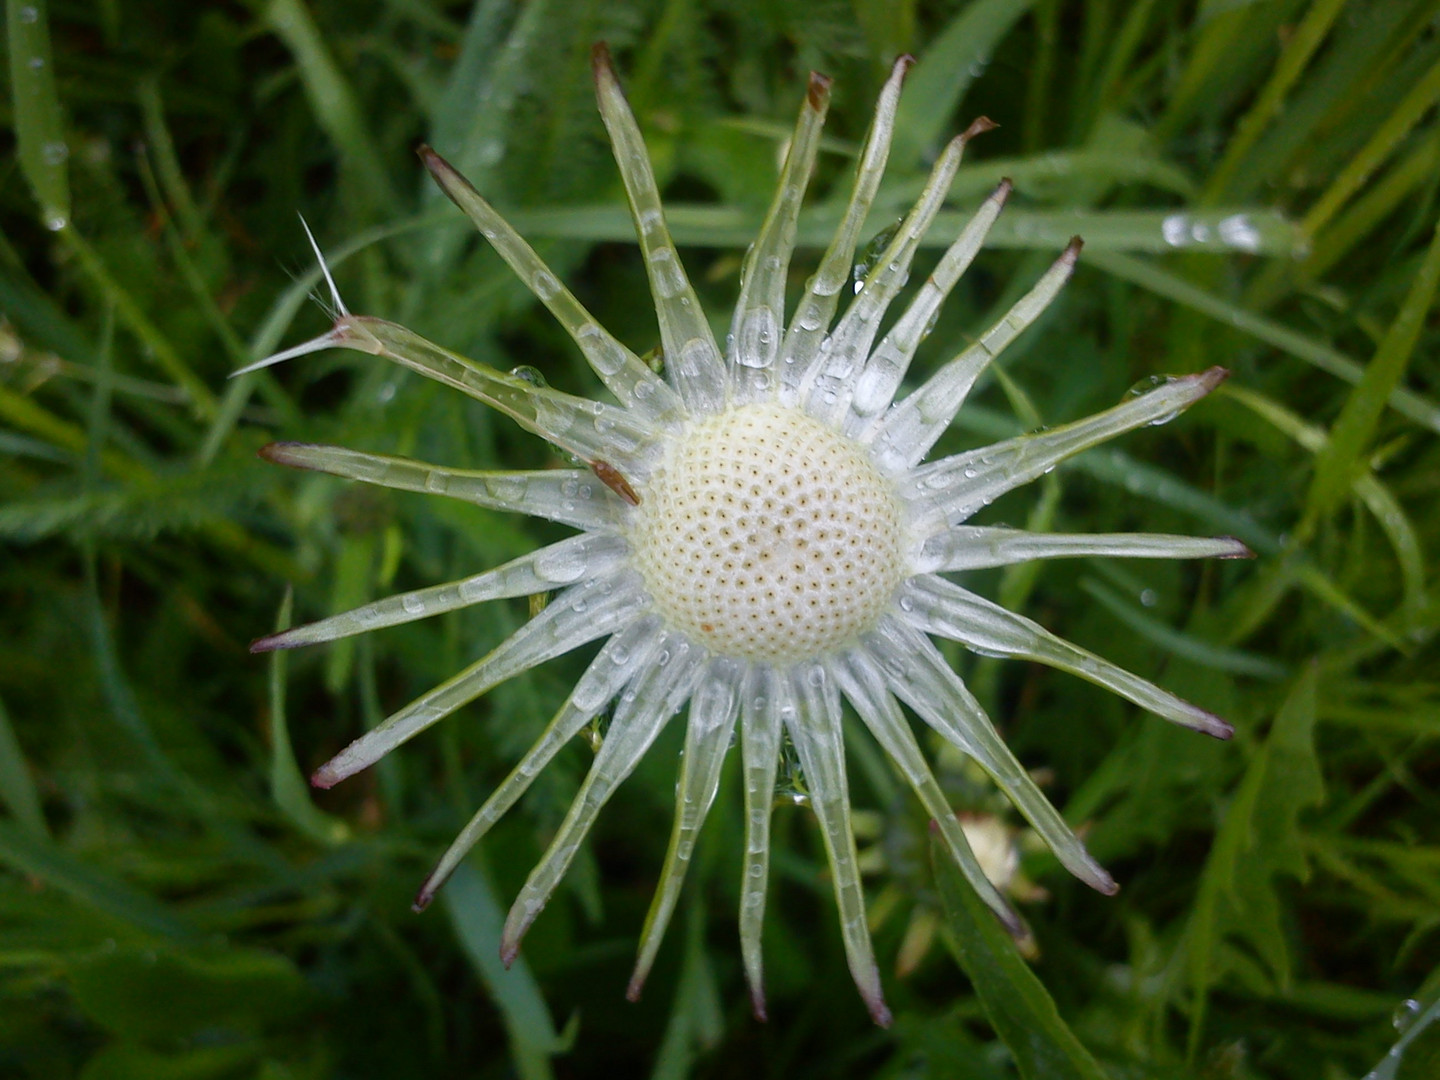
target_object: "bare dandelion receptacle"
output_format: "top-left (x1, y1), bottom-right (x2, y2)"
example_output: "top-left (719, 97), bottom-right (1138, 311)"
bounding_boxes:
top-left (243, 45), bottom-right (1244, 1025)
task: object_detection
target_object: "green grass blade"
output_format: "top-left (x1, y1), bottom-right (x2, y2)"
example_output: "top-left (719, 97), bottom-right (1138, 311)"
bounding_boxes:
top-left (6, 0), bottom-right (69, 230)
top-left (265, 0), bottom-right (398, 220)
top-left (1087, 249), bottom-right (1440, 435)
top-left (1300, 56), bottom-right (1440, 236)
top-left (1182, 667), bottom-right (1323, 1058)
top-left (267, 590), bottom-right (350, 846)
top-left (931, 831), bottom-right (1111, 1080)
top-left (0, 821), bottom-right (197, 940)
top-left (443, 860), bottom-right (562, 1080)
top-left (1201, 0), bottom-right (1348, 203)
top-left (890, 0), bottom-right (1035, 169)
top-left (0, 693), bottom-right (46, 840)
top-left (1306, 219), bottom-right (1440, 522)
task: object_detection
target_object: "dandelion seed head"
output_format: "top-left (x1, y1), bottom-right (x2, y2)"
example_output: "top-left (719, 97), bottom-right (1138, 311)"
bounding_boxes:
top-left (248, 47), bottom-right (1243, 1025)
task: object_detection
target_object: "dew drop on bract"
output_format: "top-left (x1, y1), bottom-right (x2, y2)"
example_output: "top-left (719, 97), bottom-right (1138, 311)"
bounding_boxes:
top-left (852, 219), bottom-right (904, 294)
top-left (510, 364), bottom-right (548, 388)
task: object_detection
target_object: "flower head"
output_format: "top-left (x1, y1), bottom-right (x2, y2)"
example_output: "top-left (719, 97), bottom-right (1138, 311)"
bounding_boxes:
top-left (242, 46), bottom-right (1245, 1025)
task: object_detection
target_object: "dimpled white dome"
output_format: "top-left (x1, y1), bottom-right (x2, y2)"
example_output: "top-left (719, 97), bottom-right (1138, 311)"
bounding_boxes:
top-left (629, 402), bottom-right (906, 664)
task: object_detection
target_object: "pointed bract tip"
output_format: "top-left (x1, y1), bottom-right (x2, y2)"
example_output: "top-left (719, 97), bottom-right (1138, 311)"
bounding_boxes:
top-left (961, 115), bottom-right (998, 142)
top-left (258, 441), bottom-right (310, 467)
top-left (865, 992), bottom-right (894, 1028)
top-left (412, 878), bottom-right (439, 913)
top-left (499, 939), bottom-right (520, 969)
top-left (891, 54), bottom-right (916, 79)
top-left (1217, 536), bottom-right (1258, 559)
top-left (1095, 871), bottom-right (1121, 897)
top-left (997, 900), bottom-right (1026, 939)
top-left (1065, 235), bottom-right (1085, 258)
top-left (1204, 713), bottom-right (1236, 740)
top-left (311, 764), bottom-right (342, 790)
top-left (1196, 365), bottom-right (1230, 391)
top-left (248, 634), bottom-right (282, 654)
top-left (750, 986), bottom-right (768, 1022)
top-left (625, 977), bottom-right (644, 1003)
top-left (591, 41), bottom-right (614, 80)
top-left (418, 145), bottom-right (478, 201)
top-left (807, 71), bottom-right (833, 108)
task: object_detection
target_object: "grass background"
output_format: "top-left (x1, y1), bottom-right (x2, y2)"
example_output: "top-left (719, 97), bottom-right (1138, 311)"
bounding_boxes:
top-left (3, 0), bottom-right (1439, 1076)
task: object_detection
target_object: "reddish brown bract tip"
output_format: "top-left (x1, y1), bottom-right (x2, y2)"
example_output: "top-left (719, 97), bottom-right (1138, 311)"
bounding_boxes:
top-left (961, 115), bottom-right (999, 142)
top-left (1217, 536), bottom-right (1258, 559)
top-left (1197, 365), bottom-right (1231, 392)
top-left (258, 441), bottom-right (314, 468)
top-left (591, 40), bottom-right (614, 81)
top-left (807, 70), bottom-right (833, 109)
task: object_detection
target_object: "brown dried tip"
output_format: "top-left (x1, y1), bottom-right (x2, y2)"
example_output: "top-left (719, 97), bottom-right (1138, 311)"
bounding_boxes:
top-left (993, 177), bottom-right (1015, 201)
top-left (591, 460), bottom-right (640, 505)
top-left (591, 40), bottom-right (614, 81)
top-left (1196, 365), bottom-right (1231, 391)
top-left (961, 115), bottom-right (999, 142)
top-left (249, 634), bottom-right (282, 655)
top-left (1064, 235), bottom-right (1085, 260)
top-left (258, 441), bottom-right (312, 468)
top-left (412, 880), bottom-right (438, 913)
top-left (893, 54), bottom-right (916, 80)
top-left (1217, 536), bottom-right (1258, 560)
top-left (417, 144), bottom-right (480, 204)
top-left (807, 70), bottom-right (833, 109)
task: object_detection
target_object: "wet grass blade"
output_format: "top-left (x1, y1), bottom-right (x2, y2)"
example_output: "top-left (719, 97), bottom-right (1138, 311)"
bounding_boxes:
top-left (6, 0), bottom-right (69, 230)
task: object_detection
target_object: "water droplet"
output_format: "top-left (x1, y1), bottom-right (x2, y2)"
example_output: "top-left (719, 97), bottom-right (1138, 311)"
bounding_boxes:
top-left (1218, 214), bottom-right (1262, 253)
top-left (535, 544), bottom-right (588, 584)
top-left (1394, 999), bottom-right (1421, 1032)
top-left (1140, 588), bottom-right (1157, 607)
top-left (532, 271), bottom-right (561, 300)
top-left (853, 218), bottom-right (903, 291)
top-left (40, 141), bottom-right (67, 166)
top-left (737, 305), bottom-right (779, 367)
top-left (510, 364), bottom-right (548, 388)
top-left (18, 6), bottom-right (38, 24)
top-left (795, 308), bottom-right (824, 332)
top-left (1127, 374), bottom-right (1171, 398)
top-left (649, 246), bottom-right (686, 298)
top-left (28, 56), bottom-right (44, 70)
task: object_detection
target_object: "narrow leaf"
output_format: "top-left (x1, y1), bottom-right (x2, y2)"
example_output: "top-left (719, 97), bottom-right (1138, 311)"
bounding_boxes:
top-left (931, 832), bottom-right (1111, 1080)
